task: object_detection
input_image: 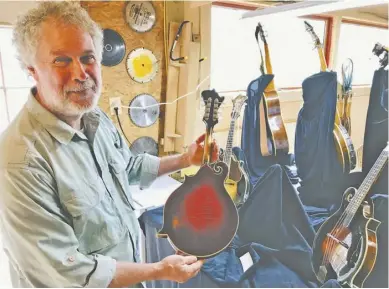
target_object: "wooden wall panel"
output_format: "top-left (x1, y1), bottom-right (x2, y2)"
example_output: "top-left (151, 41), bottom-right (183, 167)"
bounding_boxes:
top-left (81, 1), bottom-right (166, 153)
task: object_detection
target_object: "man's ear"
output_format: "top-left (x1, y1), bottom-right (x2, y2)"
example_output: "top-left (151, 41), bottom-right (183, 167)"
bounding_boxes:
top-left (27, 66), bottom-right (38, 82)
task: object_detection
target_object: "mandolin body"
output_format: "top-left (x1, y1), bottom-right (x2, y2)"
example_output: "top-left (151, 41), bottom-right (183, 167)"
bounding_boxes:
top-left (157, 161), bottom-right (239, 258)
top-left (312, 188), bottom-right (380, 287)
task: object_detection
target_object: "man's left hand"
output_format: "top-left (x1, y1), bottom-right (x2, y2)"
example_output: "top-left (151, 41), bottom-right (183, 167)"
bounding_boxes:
top-left (185, 134), bottom-right (219, 167)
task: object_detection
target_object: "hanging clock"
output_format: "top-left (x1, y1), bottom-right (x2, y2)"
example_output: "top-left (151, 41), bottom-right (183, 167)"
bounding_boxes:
top-left (125, 1), bottom-right (156, 33)
top-left (126, 47), bottom-right (158, 83)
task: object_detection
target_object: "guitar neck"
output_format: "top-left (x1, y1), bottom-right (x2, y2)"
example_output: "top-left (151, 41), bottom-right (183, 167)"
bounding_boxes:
top-left (223, 118), bottom-right (236, 170)
top-left (264, 43), bottom-right (276, 92)
top-left (348, 147), bottom-right (388, 215)
top-left (317, 45), bottom-right (327, 72)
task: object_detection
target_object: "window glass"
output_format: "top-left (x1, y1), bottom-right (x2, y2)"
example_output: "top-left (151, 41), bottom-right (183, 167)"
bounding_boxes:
top-left (211, 6), bottom-right (326, 91)
top-left (0, 27), bottom-right (35, 88)
top-left (336, 23), bottom-right (388, 85)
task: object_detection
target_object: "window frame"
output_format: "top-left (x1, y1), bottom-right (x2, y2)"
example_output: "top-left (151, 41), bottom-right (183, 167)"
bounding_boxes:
top-left (211, 1), bottom-right (331, 89)
top-left (337, 19), bottom-right (388, 86)
top-left (211, 1), bottom-right (388, 89)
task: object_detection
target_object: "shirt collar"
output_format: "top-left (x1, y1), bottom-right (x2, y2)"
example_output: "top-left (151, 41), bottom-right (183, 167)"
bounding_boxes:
top-left (26, 87), bottom-right (100, 145)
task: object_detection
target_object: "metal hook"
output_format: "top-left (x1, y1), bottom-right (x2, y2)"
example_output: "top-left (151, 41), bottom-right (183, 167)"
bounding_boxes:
top-left (170, 21), bottom-right (190, 62)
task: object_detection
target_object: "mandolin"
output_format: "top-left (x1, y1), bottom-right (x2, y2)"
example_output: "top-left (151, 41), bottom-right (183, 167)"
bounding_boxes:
top-left (256, 22), bottom-right (290, 157)
top-left (304, 21), bottom-right (356, 173)
top-left (220, 94), bottom-right (250, 205)
top-left (312, 144), bottom-right (388, 287)
top-left (157, 89), bottom-right (239, 258)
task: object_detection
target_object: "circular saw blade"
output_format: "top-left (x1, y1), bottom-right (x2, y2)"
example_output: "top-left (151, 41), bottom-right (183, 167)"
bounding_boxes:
top-left (130, 136), bottom-right (159, 156)
top-left (126, 48), bottom-right (158, 83)
top-left (125, 1), bottom-right (156, 33)
top-left (102, 29), bottom-right (126, 66)
top-left (128, 93), bottom-right (160, 127)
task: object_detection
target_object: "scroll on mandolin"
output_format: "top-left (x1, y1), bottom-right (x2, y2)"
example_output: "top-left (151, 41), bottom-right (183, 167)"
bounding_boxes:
top-left (157, 89), bottom-right (239, 259)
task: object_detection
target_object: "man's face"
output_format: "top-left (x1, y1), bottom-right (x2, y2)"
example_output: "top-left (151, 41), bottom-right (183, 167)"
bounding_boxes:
top-left (29, 19), bottom-right (102, 118)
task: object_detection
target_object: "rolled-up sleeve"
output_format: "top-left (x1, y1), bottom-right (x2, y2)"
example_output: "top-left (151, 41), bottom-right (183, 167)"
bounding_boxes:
top-left (126, 153), bottom-right (160, 189)
top-left (0, 167), bottom-right (116, 288)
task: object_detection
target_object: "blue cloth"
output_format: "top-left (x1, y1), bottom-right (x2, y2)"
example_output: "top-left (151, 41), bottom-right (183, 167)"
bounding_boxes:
top-left (362, 68), bottom-right (388, 195)
top-left (139, 165), bottom-right (341, 288)
top-left (241, 74), bottom-right (296, 186)
top-left (295, 71), bottom-right (345, 207)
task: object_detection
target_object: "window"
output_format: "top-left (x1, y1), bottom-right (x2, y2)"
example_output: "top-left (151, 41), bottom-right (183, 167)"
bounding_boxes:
top-left (210, 5), bottom-right (326, 92)
top-left (0, 26), bottom-right (33, 288)
top-left (0, 26), bottom-right (34, 135)
top-left (336, 23), bottom-right (388, 85)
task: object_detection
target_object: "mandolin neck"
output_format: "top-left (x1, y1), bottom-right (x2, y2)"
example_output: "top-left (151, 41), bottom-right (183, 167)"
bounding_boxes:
top-left (264, 43), bottom-right (276, 92)
top-left (223, 118), bottom-right (236, 171)
top-left (202, 128), bottom-right (213, 165)
top-left (347, 147), bottom-right (388, 217)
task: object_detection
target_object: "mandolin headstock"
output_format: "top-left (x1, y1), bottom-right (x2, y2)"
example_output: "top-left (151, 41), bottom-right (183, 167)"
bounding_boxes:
top-left (231, 94), bottom-right (248, 120)
top-left (202, 89), bottom-right (224, 131)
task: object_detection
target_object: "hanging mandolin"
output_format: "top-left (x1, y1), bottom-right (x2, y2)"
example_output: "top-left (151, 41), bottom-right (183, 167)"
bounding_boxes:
top-left (157, 89), bottom-right (239, 259)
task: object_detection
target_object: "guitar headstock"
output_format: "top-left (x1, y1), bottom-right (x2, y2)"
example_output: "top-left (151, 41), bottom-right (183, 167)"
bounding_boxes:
top-left (231, 94), bottom-right (248, 120)
top-left (304, 21), bottom-right (321, 48)
top-left (256, 22), bottom-right (267, 44)
top-left (202, 89), bottom-right (224, 130)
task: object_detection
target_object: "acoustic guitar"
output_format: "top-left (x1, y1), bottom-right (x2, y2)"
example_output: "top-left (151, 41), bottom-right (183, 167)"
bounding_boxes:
top-left (157, 89), bottom-right (239, 258)
top-left (312, 144), bottom-right (388, 287)
top-left (304, 21), bottom-right (356, 173)
top-left (220, 94), bottom-right (250, 205)
top-left (256, 22), bottom-right (290, 157)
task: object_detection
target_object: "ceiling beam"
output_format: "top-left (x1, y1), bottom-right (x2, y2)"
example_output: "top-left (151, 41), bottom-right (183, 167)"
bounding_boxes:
top-left (241, 0), bottom-right (388, 20)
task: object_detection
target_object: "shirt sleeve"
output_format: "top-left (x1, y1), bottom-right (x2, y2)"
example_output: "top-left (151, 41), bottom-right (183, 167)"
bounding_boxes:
top-left (125, 153), bottom-right (161, 189)
top-left (0, 167), bottom-right (116, 288)
top-left (99, 108), bottom-right (161, 190)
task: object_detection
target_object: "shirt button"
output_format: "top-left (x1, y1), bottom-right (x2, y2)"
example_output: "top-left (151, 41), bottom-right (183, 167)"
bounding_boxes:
top-left (68, 256), bottom-right (75, 262)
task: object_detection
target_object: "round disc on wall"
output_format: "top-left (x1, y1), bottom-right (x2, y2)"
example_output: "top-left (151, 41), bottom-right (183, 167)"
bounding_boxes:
top-left (128, 93), bottom-right (160, 127)
top-left (130, 136), bottom-right (159, 156)
top-left (125, 1), bottom-right (156, 33)
top-left (126, 48), bottom-right (158, 83)
top-left (102, 29), bottom-right (126, 66)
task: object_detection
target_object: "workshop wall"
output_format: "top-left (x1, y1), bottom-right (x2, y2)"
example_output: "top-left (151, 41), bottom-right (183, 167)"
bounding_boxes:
top-left (81, 1), bottom-right (166, 155)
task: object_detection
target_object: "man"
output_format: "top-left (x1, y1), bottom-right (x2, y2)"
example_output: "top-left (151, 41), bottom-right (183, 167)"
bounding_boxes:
top-left (0, 2), bottom-right (218, 287)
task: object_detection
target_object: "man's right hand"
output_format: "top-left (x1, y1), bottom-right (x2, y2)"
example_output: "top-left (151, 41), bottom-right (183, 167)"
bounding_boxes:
top-left (156, 254), bottom-right (205, 283)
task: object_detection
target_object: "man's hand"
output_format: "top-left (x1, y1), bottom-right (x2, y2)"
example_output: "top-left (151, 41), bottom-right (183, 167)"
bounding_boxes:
top-left (185, 134), bottom-right (219, 166)
top-left (156, 254), bottom-right (205, 283)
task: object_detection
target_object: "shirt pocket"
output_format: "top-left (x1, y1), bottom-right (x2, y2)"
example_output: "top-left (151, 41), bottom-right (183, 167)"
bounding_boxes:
top-left (61, 179), bottom-right (126, 254)
top-left (108, 158), bottom-right (136, 211)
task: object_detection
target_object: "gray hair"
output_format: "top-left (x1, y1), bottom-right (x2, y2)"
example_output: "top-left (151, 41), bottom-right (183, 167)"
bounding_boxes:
top-left (12, 1), bottom-right (103, 71)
